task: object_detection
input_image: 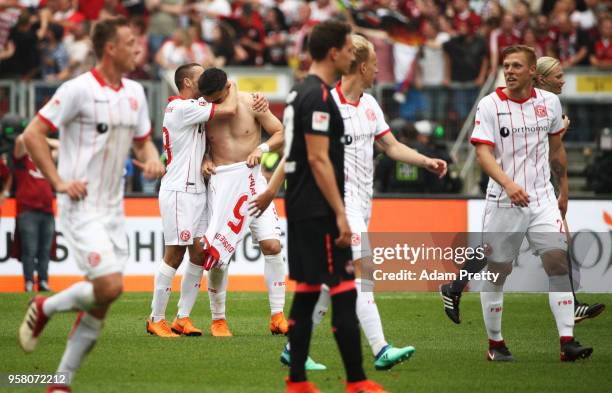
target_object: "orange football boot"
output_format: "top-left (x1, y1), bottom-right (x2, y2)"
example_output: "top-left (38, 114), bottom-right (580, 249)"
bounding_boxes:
top-left (285, 377), bottom-right (321, 393)
top-left (146, 319), bottom-right (179, 337)
top-left (211, 319), bottom-right (232, 337)
top-left (171, 317), bottom-right (202, 336)
top-left (346, 380), bottom-right (389, 393)
top-left (270, 312), bottom-right (289, 335)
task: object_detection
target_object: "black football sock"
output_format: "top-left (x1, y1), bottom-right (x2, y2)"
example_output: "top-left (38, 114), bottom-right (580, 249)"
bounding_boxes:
top-left (331, 286), bottom-right (366, 383)
top-left (288, 289), bottom-right (320, 382)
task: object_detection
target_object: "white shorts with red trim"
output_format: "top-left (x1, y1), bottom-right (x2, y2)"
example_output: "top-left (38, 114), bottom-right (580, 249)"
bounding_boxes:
top-left (58, 209), bottom-right (129, 280)
top-left (159, 189), bottom-right (207, 246)
top-left (481, 201), bottom-right (567, 263)
top-left (345, 201), bottom-right (372, 260)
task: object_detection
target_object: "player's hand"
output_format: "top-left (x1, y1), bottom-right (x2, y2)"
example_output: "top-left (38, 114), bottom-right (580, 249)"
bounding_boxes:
top-left (251, 93), bottom-right (269, 113)
top-left (504, 182), bottom-right (529, 207)
top-left (202, 159), bottom-right (216, 177)
top-left (335, 213), bottom-right (352, 248)
top-left (248, 189), bottom-right (274, 217)
top-left (246, 148), bottom-right (263, 168)
top-left (133, 159), bottom-right (165, 180)
top-left (558, 193), bottom-right (568, 218)
top-left (424, 158), bottom-right (448, 178)
top-left (55, 179), bottom-right (88, 201)
top-left (562, 115), bottom-right (570, 139)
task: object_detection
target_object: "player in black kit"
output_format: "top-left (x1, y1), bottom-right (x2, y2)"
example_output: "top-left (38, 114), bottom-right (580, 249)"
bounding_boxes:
top-left (282, 20), bottom-right (387, 393)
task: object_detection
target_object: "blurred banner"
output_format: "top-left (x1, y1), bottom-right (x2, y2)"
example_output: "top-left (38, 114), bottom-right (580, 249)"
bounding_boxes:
top-left (1, 198), bottom-right (610, 292)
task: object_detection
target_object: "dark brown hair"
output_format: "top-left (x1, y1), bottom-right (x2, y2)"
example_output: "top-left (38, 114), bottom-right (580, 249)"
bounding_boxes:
top-left (91, 16), bottom-right (130, 60)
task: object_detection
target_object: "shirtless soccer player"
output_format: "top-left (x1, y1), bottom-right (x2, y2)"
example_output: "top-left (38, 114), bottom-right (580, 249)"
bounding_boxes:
top-left (471, 45), bottom-right (592, 361)
top-left (252, 34), bottom-right (447, 371)
top-left (146, 63), bottom-right (239, 337)
top-left (18, 17), bottom-right (165, 393)
top-left (198, 67), bottom-right (288, 337)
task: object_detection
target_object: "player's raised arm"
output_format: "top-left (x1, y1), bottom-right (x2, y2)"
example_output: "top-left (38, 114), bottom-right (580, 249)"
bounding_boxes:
top-left (549, 134), bottom-right (569, 217)
top-left (375, 132), bottom-right (447, 178)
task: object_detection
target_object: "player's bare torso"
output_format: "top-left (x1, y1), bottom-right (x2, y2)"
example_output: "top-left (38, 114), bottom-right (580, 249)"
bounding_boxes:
top-left (207, 92), bottom-right (260, 165)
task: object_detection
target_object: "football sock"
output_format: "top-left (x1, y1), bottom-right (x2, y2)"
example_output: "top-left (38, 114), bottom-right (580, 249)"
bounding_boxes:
top-left (355, 278), bottom-right (387, 356)
top-left (450, 254), bottom-right (488, 293)
top-left (150, 262), bottom-right (176, 321)
top-left (549, 276), bottom-right (574, 337)
top-left (43, 281), bottom-right (95, 317)
top-left (330, 282), bottom-right (366, 383)
top-left (264, 253), bottom-right (286, 315)
top-left (207, 267), bottom-right (228, 320)
top-left (288, 287), bottom-right (320, 382)
top-left (480, 279), bottom-right (504, 342)
top-left (177, 262), bottom-right (204, 319)
top-left (57, 312), bottom-right (102, 385)
top-left (311, 285), bottom-right (330, 327)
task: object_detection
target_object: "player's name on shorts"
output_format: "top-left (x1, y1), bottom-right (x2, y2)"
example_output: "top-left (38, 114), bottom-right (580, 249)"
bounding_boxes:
top-left (372, 269), bottom-right (500, 283)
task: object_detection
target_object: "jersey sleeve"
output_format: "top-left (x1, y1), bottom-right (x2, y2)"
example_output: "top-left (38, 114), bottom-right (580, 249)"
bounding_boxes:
top-left (181, 98), bottom-right (215, 126)
top-left (548, 95), bottom-right (565, 136)
top-left (372, 98), bottom-right (391, 140)
top-left (300, 86), bottom-right (332, 136)
top-left (37, 81), bottom-right (81, 132)
top-left (133, 84), bottom-right (152, 142)
top-left (470, 98), bottom-right (496, 146)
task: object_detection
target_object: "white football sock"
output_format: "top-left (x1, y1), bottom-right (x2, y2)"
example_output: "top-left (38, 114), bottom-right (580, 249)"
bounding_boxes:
top-left (43, 281), bottom-right (95, 317)
top-left (207, 267), bottom-right (228, 320)
top-left (548, 276), bottom-right (575, 337)
top-left (264, 253), bottom-right (286, 315)
top-left (355, 278), bottom-right (387, 356)
top-left (311, 284), bottom-right (330, 327)
top-left (57, 312), bottom-right (103, 385)
top-left (150, 262), bottom-right (176, 321)
top-left (177, 262), bottom-right (204, 319)
top-left (480, 279), bottom-right (504, 341)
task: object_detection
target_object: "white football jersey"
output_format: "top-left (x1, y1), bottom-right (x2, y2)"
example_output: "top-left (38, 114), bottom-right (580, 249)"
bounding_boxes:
top-left (159, 96), bottom-right (215, 193)
top-left (38, 69), bottom-right (151, 212)
top-left (331, 82), bottom-right (390, 211)
top-left (471, 87), bottom-right (565, 207)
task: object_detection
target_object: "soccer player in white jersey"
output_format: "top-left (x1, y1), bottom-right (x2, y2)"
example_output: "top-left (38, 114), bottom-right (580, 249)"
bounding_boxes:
top-left (198, 67), bottom-right (287, 337)
top-left (146, 63), bottom-right (240, 337)
top-left (471, 45), bottom-right (592, 362)
top-left (252, 34), bottom-right (447, 371)
top-left (17, 17), bottom-right (165, 393)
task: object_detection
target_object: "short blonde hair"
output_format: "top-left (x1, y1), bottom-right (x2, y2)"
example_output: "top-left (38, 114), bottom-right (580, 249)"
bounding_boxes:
top-left (536, 56), bottom-right (561, 78)
top-left (349, 34), bottom-right (374, 73)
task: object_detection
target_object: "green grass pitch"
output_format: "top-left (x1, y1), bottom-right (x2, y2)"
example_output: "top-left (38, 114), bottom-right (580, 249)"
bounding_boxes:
top-left (1, 292), bottom-right (610, 393)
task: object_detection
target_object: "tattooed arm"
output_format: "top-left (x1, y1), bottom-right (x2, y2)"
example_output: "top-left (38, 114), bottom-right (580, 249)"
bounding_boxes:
top-left (549, 134), bottom-right (568, 218)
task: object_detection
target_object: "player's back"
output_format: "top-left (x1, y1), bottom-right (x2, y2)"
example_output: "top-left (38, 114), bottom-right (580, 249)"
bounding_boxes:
top-left (284, 74), bottom-right (345, 221)
top-left (160, 96), bottom-right (212, 194)
top-left (38, 70), bottom-right (151, 212)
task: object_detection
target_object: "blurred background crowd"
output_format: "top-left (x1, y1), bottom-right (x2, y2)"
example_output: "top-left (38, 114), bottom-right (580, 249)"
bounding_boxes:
top-left (0, 0), bottom-right (611, 196)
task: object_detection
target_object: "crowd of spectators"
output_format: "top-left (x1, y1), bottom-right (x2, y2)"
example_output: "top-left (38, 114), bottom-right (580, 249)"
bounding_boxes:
top-left (1, 0), bottom-right (609, 138)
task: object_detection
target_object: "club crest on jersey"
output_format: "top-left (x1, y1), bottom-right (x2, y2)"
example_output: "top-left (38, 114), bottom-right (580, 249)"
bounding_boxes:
top-left (88, 252), bottom-right (101, 267)
top-left (365, 108), bottom-right (376, 122)
top-left (180, 230), bottom-right (191, 242)
top-left (535, 105), bottom-right (547, 118)
top-left (312, 111), bottom-right (330, 132)
top-left (128, 97), bottom-right (138, 111)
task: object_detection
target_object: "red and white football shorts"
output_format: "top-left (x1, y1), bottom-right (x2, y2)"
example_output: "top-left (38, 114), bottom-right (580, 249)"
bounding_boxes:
top-left (159, 189), bottom-right (207, 246)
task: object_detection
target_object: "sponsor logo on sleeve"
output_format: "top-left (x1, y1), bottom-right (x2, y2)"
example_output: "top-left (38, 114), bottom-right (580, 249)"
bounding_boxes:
top-left (312, 111), bottom-right (330, 132)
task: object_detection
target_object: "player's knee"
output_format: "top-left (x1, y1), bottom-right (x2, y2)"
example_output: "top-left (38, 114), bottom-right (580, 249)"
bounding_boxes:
top-left (541, 250), bottom-right (569, 276)
top-left (96, 281), bottom-right (123, 305)
top-left (486, 261), bottom-right (512, 283)
top-left (260, 240), bottom-right (282, 256)
top-left (164, 247), bottom-right (187, 268)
